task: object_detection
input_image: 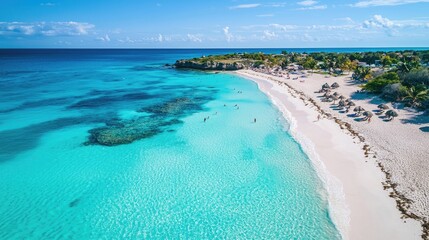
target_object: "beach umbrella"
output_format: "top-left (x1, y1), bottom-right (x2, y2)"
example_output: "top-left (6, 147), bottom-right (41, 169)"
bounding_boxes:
top-left (331, 82), bottom-right (340, 88)
top-left (333, 92), bottom-right (339, 97)
top-left (385, 110), bottom-right (398, 119)
top-left (330, 95), bottom-right (339, 104)
top-left (347, 101), bottom-right (356, 107)
top-left (377, 104), bottom-right (389, 110)
top-left (353, 106), bottom-right (364, 113)
top-left (339, 95), bottom-right (346, 100)
top-left (363, 111), bottom-right (373, 117)
top-left (338, 100), bottom-right (346, 107)
top-left (322, 83), bottom-right (330, 89)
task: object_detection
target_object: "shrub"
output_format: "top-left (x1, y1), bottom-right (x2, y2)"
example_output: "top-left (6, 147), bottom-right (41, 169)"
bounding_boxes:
top-left (381, 83), bottom-right (407, 101)
top-left (400, 68), bottom-right (429, 87)
top-left (363, 72), bottom-right (400, 93)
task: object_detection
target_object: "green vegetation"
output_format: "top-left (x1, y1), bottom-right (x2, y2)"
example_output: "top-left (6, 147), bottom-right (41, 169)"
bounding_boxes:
top-left (362, 72), bottom-right (400, 93)
top-left (186, 49), bottom-right (429, 110)
top-left (353, 66), bottom-right (371, 81)
top-left (359, 60), bottom-right (429, 109)
top-left (403, 86), bottom-right (429, 108)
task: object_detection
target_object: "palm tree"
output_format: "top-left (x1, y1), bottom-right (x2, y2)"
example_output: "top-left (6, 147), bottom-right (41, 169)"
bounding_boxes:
top-left (403, 86), bottom-right (429, 108)
top-left (397, 59), bottom-right (420, 73)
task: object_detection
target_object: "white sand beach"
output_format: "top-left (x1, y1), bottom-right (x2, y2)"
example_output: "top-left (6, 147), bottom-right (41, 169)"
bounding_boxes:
top-left (234, 69), bottom-right (428, 240)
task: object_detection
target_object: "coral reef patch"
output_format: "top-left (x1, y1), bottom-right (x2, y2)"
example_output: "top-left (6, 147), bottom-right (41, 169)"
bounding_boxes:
top-left (84, 96), bottom-right (210, 146)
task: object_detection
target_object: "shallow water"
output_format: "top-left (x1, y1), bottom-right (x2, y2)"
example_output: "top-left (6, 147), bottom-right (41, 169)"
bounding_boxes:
top-left (0, 49), bottom-right (340, 239)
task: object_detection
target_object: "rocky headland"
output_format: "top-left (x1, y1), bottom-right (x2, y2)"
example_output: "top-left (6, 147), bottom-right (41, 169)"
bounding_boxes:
top-left (174, 59), bottom-right (245, 71)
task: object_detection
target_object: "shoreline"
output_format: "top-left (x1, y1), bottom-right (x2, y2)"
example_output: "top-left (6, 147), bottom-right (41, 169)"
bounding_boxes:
top-left (233, 70), bottom-right (423, 239)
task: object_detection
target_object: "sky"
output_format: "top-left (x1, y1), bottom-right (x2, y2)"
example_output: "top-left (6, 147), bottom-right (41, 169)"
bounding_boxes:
top-left (0, 0), bottom-right (429, 48)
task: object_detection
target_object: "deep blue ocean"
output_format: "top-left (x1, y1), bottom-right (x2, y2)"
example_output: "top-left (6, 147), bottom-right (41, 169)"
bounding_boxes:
top-left (0, 48), bottom-right (424, 239)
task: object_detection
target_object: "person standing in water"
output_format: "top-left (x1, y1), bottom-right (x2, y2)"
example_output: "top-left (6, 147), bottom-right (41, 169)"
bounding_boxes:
top-left (254, 118), bottom-right (256, 123)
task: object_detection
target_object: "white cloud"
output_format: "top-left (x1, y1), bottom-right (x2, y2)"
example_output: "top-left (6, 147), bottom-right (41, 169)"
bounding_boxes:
top-left (229, 3), bottom-right (261, 9)
top-left (241, 15), bottom-right (428, 42)
top-left (157, 34), bottom-right (164, 42)
top-left (0, 22), bottom-right (94, 36)
top-left (40, 2), bottom-right (56, 7)
top-left (269, 23), bottom-right (297, 31)
top-left (262, 30), bottom-right (277, 40)
top-left (257, 14), bottom-right (274, 17)
top-left (223, 26), bottom-right (234, 42)
top-left (118, 37), bottom-right (136, 43)
top-left (335, 17), bottom-right (355, 24)
top-left (97, 34), bottom-right (111, 42)
top-left (363, 15), bottom-right (397, 29)
top-left (298, 5), bottom-right (327, 10)
top-left (361, 15), bottom-right (429, 36)
top-left (362, 15), bottom-right (429, 29)
top-left (187, 34), bottom-right (202, 42)
top-left (143, 34), bottom-right (172, 43)
top-left (297, 0), bottom-right (317, 6)
top-left (301, 33), bottom-right (320, 42)
top-left (267, 3), bottom-right (287, 7)
top-left (351, 0), bottom-right (429, 7)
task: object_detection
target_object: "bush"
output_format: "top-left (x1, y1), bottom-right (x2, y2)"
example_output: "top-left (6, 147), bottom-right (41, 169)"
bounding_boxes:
top-left (400, 68), bottom-right (429, 87)
top-left (381, 83), bottom-right (407, 101)
top-left (254, 60), bottom-right (264, 67)
top-left (363, 72), bottom-right (400, 93)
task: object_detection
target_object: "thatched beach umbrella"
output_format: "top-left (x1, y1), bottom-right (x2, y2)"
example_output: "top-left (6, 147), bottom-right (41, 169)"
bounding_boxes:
top-left (321, 88), bottom-right (331, 94)
top-left (324, 95), bottom-right (333, 102)
top-left (338, 100), bottom-right (346, 107)
top-left (354, 106), bottom-right (365, 113)
top-left (378, 104), bottom-right (389, 110)
top-left (339, 95), bottom-right (346, 100)
top-left (363, 111), bottom-right (373, 117)
top-left (331, 82), bottom-right (340, 89)
top-left (385, 110), bottom-right (398, 120)
top-left (333, 92), bottom-right (339, 97)
top-left (347, 101), bottom-right (356, 107)
top-left (322, 83), bottom-right (330, 89)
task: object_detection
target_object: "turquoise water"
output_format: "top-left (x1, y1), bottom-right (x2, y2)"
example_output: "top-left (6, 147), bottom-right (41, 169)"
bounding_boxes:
top-left (0, 50), bottom-right (340, 239)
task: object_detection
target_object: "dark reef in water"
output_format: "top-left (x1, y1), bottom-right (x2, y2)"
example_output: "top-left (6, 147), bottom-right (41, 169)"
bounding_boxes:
top-left (69, 198), bottom-right (80, 208)
top-left (0, 116), bottom-right (103, 162)
top-left (84, 97), bottom-right (211, 146)
top-left (139, 97), bottom-right (204, 116)
top-left (68, 92), bottom-right (154, 109)
top-left (85, 116), bottom-right (182, 146)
